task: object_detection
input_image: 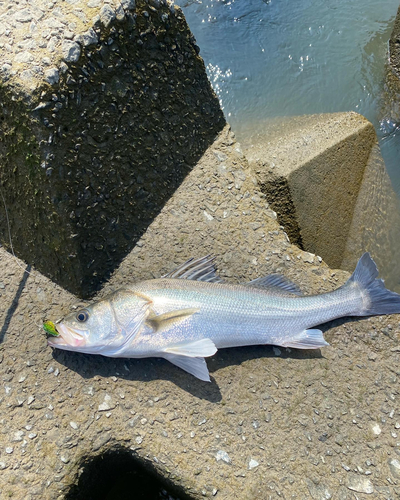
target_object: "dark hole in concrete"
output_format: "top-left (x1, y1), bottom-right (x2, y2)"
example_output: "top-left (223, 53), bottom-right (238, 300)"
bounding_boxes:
top-left (65, 446), bottom-right (191, 500)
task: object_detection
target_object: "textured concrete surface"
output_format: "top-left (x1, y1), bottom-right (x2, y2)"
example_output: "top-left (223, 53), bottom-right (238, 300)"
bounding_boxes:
top-left (342, 144), bottom-right (400, 293)
top-left (389, 4), bottom-right (400, 83)
top-left (0, 0), bottom-right (225, 297)
top-left (1, 126), bottom-right (400, 499)
top-left (244, 112), bottom-right (376, 270)
top-left (382, 4), bottom-right (400, 126)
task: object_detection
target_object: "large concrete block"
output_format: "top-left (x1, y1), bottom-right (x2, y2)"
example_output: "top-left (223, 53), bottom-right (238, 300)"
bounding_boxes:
top-left (1, 126), bottom-right (400, 499)
top-left (0, 0), bottom-right (225, 298)
top-left (341, 143), bottom-right (400, 292)
top-left (245, 112), bottom-right (376, 269)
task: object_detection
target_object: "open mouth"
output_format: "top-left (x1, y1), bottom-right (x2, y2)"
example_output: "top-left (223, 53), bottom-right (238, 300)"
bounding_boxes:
top-left (47, 323), bottom-right (86, 348)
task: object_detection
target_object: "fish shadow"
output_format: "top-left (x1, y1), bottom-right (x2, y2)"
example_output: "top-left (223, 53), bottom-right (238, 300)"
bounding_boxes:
top-left (51, 333), bottom-right (333, 403)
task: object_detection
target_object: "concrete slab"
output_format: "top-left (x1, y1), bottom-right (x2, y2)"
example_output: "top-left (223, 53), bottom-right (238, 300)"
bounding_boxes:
top-left (1, 125), bottom-right (400, 499)
top-left (0, 0), bottom-right (225, 297)
top-left (244, 112), bottom-right (376, 269)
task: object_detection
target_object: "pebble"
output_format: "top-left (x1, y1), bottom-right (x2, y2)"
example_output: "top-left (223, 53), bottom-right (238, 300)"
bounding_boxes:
top-left (44, 67), bottom-right (59, 84)
top-left (5, 447), bottom-right (13, 454)
top-left (388, 458), bottom-right (400, 478)
top-left (69, 421), bottom-right (79, 430)
top-left (100, 5), bottom-right (116, 27)
top-left (371, 423), bottom-right (381, 435)
top-left (215, 450), bottom-right (231, 464)
top-left (62, 40), bottom-right (81, 62)
top-left (346, 475), bottom-right (374, 494)
top-left (248, 459), bottom-right (259, 470)
top-left (15, 9), bottom-right (33, 23)
top-left (98, 394), bottom-right (115, 411)
top-left (302, 252), bottom-right (314, 264)
top-left (121, 0), bottom-right (136, 9)
top-left (15, 51), bottom-right (33, 63)
top-left (13, 431), bottom-right (24, 442)
top-left (76, 28), bottom-right (98, 47)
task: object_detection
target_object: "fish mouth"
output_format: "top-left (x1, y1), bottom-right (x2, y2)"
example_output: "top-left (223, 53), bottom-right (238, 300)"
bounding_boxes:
top-left (47, 323), bottom-right (86, 348)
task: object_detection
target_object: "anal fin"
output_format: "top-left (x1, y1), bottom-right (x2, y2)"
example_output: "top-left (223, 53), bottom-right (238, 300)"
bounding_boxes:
top-left (280, 329), bottom-right (329, 349)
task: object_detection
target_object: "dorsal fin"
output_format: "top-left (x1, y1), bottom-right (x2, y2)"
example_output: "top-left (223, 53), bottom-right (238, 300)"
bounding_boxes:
top-left (244, 273), bottom-right (303, 296)
top-left (164, 256), bottom-right (224, 283)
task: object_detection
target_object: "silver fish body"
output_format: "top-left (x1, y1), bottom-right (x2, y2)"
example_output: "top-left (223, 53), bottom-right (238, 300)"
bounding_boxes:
top-left (48, 254), bottom-right (400, 381)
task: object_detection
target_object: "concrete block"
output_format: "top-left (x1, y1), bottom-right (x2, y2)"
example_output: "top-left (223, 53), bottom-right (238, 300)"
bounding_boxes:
top-left (341, 143), bottom-right (400, 292)
top-left (1, 125), bottom-right (400, 499)
top-left (0, 0), bottom-right (225, 298)
top-left (245, 112), bottom-right (376, 269)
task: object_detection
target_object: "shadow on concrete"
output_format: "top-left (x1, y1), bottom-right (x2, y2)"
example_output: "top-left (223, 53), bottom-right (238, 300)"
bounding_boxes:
top-left (65, 445), bottom-right (192, 500)
top-left (0, 264), bottom-right (30, 344)
top-left (51, 340), bottom-right (326, 403)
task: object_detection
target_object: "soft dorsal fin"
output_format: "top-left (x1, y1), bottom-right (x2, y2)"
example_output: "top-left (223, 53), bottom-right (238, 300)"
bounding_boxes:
top-left (163, 256), bottom-right (224, 283)
top-left (244, 273), bottom-right (303, 296)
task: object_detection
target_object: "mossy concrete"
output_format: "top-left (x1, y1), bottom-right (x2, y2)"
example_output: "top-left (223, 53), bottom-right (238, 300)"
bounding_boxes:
top-left (1, 125), bottom-right (400, 499)
top-left (244, 112), bottom-right (377, 270)
top-left (0, 0), bottom-right (225, 298)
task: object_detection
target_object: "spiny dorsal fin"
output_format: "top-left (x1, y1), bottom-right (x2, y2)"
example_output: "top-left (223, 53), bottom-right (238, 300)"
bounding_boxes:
top-left (244, 273), bottom-right (303, 296)
top-left (163, 255), bottom-right (224, 283)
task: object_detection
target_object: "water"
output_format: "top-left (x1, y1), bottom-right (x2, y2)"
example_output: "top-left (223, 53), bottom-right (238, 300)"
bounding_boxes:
top-left (176, 0), bottom-right (398, 130)
top-left (176, 0), bottom-right (400, 287)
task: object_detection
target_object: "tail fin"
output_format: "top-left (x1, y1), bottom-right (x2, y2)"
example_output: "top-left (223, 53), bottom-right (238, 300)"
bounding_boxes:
top-left (347, 253), bottom-right (400, 316)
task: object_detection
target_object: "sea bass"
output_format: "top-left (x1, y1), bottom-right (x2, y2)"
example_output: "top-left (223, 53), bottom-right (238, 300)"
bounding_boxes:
top-left (47, 253), bottom-right (400, 381)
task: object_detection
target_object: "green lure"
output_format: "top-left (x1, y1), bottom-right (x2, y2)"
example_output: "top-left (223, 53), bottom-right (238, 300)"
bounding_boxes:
top-left (43, 320), bottom-right (59, 337)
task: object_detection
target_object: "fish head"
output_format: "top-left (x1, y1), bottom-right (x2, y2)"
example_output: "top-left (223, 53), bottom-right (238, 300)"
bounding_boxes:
top-left (48, 289), bottom-right (152, 354)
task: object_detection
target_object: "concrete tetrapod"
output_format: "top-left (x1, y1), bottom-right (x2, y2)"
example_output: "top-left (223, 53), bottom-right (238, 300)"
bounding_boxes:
top-left (0, 126), bottom-right (400, 499)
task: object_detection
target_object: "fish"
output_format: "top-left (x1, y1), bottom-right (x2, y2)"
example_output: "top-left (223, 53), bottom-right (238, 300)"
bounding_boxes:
top-left (47, 253), bottom-right (400, 382)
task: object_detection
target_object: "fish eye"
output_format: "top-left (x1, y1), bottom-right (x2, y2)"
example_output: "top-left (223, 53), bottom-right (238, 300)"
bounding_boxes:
top-left (76, 310), bottom-right (89, 322)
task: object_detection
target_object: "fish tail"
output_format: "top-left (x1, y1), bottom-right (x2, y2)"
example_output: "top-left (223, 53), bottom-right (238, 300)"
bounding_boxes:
top-left (347, 253), bottom-right (400, 316)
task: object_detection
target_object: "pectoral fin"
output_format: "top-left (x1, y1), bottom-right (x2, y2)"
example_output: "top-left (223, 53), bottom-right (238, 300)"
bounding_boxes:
top-left (163, 354), bottom-right (212, 382)
top-left (147, 307), bottom-right (200, 333)
top-left (163, 338), bottom-right (217, 357)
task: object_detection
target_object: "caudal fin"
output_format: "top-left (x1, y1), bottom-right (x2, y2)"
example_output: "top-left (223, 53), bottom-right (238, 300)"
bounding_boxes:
top-left (347, 253), bottom-right (400, 316)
